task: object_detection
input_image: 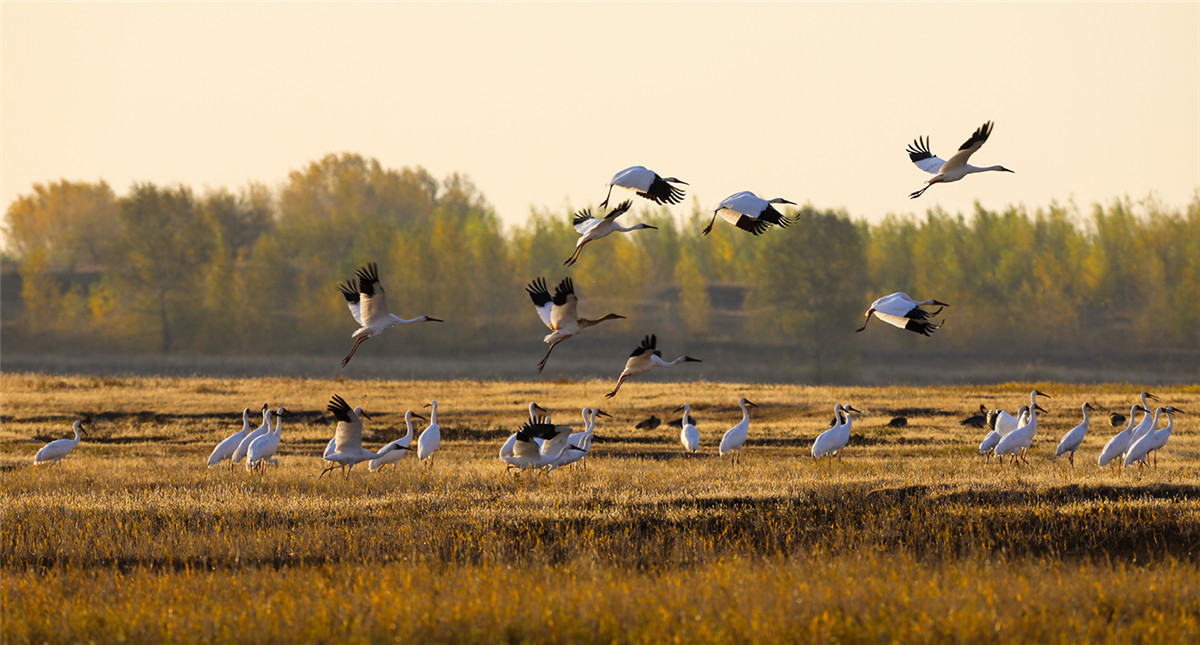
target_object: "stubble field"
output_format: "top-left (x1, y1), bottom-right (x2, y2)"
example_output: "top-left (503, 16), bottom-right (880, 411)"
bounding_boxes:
top-left (2, 373), bottom-right (1199, 643)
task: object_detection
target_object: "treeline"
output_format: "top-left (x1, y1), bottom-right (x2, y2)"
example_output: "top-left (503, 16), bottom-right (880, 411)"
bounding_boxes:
top-left (4, 153), bottom-right (1198, 367)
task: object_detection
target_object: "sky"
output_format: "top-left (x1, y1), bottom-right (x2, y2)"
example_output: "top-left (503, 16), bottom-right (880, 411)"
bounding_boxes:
top-left (3, 2), bottom-right (1198, 235)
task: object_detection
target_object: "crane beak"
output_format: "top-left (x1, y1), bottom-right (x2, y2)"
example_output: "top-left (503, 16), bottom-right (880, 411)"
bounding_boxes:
top-left (1146, 393), bottom-right (1160, 401)
top-left (411, 413), bottom-right (428, 421)
top-left (595, 409), bottom-right (613, 418)
top-left (1034, 390), bottom-right (1052, 398)
top-left (1034, 404), bottom-right (1048, 413)
top-left (846, 406), bottom-right (863, 414)
top-left (673, 404), bottom-right (686, 412)
top-left (1001, 167), bottom-right (1015, 173)
top-left (683, 356), bottom-right (702, 362)
top-left (360, 411), bottom-right (372, 420)
top-left (933, 300), bottom-right (951, 307)
top-left (745, 400), bottom-right (759, 408)
top-left (425, 316), bottom-right (445, 323)
top-left (643, 225), bottom-right (659, 230)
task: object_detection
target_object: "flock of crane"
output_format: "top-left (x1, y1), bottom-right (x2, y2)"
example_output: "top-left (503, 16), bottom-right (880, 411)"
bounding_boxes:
top-left (48, 119), bottom-right (1180, 475)
top-left (968, 390), bottom-right (1186, 470)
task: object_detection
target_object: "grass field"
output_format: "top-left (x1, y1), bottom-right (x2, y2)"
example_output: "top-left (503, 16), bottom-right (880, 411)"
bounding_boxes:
top-left (3, 373), bottom-right (1199, 643)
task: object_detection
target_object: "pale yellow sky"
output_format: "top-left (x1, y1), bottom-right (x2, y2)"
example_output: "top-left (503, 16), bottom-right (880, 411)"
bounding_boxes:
top-left (3, 2), bottom-right (1198, 231)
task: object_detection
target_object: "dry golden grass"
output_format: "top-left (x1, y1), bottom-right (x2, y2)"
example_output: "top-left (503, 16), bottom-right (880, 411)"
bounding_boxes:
top-left (3, 374), bottom-right (1199, 643)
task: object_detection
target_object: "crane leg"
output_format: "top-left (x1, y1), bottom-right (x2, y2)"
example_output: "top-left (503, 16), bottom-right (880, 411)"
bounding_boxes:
top-left (600, 185), bottom-right (614, 209)
top-left (537, 340), bottom-right (564, 373)
top-left (605, 375), bottom-right (628, 399)
top-left (855, 310), bottom-right (875, 333)
top-left (701, 212), bottom-right (718, 236)
top-left (341, 336), bottom-right (369, 367)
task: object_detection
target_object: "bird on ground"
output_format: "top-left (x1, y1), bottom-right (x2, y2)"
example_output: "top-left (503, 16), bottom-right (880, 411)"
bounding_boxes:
top-left (369, 410), bottom-right (427, 472)
top-left (1126, 392), bottom-right (1164, 447)
top-left (320, 395), bottom-right (398, 477)
top-left (246, 407), bottom-right (291, 472)
top-left (887, 416), bottom-right (908, 428)
top-left (552, 407), bottom-right (609, 471)
top-left (1109, 412), bottom-right (1127, 428)
top-left (527, 277), bottom-right (626, 373)
top-left (606, 334), bottom-right (701, 399)
top-left (500, 402), bottom-right (551, 460)
top-left (1097, 404), bottom-right (1150, 468)
top-left (635, 415), bottom-right (662, 431)
top-left (338, 263), bottom-right (444, 367)
top-left (813, 404), bottom-right (864, 460)
top-left (856, 292), bottom-right (948, 336)
top-left (979, 405), bottom-right (1030, 461)
top-left (208, 407), bottom-right (254, 469)
top-left (960, 405), bottom-right (988, 428)
top-left (906, 120), bottom-right (1014, 199)
top-left (994, 390), bottom-right (1052, 464)
top-left (233, 405), bottom-right (275, 465)
top-left (417, 400), bottom-right (441, 469)
top-left (564, 200), bottom-right (654, 267)
top-left (501, 420), bottom-right (570, 474)
top-left (1126, 406), bottom-right (1185, 468)
top-left (600, 165), bottom-right (687, 208)
top-left (702, 191), bottom-right (795, 236)
top-left (677, 403), bottom-right (699, 456)
top-left (1055, 402), bottom-right (1096, 467)
top-left (33, 421), bottom-right (87, 466)
top-left (718, 398), bottom-right (758, 466)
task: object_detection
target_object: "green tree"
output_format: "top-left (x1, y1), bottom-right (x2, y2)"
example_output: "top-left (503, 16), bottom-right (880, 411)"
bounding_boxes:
top-left (3, 180), bottom-right (120, 270)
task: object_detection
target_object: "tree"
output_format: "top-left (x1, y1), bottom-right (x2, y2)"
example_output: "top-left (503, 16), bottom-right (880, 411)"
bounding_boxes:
top-left (3, 180), bottom-right (120, 270)
top-left (115, 183), bottom-right (212, 352)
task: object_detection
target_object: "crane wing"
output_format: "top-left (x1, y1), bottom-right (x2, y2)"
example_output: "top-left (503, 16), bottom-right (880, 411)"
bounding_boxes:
top-left (906, 136), bottom-right (945, 174)
top-left (525, 277), bottom-right (554, 329)
top-left (572, 209), bottom-right (602, 235)
top-left (327, 395), bottom-right (364, 453)
top-left (942, 121), bottom-right (994, 170)
top-left (337, 280), bottom-right (363, 325)
top-left (355, 263), bottom-right (390, 326)
top-left (549, 277), bottom-right (578, 330)
top-left (602, 200), bottom-right (633, 221)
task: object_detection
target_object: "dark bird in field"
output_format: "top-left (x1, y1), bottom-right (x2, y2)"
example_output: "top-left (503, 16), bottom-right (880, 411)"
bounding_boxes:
top-left (887, 416), bottom-right (909, 428)
top-left (635, 415), bottom-right (662, 431)
top-left (1109, 412), bottom-right (1126, 428)
top-left (960, 404), bottom-right (988, 428)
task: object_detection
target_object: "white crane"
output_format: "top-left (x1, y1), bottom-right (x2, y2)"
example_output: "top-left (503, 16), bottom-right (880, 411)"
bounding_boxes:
top-left (33, 421), bottom-right (87, 466)
top-left (906, 120), bottom-right (1014, 199)
top-left (994, 390), bottom-right (1052, 464)
top-left (605, 334), bottom-right (701, 399)
top-left (320, 395), bottom-right (399, 477)
top-left (855, 292), bottom-right (949, 336)
top-left (1126, 406), bottom-right (1185, 468)
top-left (677, 403), bottom-right (699, 456)
top-left (208, 407), bottom-right (254, 470)
top-left (563, 200), bottom-right (655, 267)
top-left (246, 407), bottom-right (291, 472)
top-left (702, 191), bottom-right (795, 236)
top-left (368, 410), bottom-right (427, 472)
top-left (600, 165), bottom-right (687, 208)
top-left (501, 420), bottom-right (570, 474)
top-left (1126, 392), bottom-right (1163, 447)
top-left (813, 404), bottom-right (863, 460)
top-left (979, 406), bottom-right (1023, 461)
top-left (1097, 404), bottom-right (1150, 468)
top-left (718, 398), bottom-right (758, 466)
top-left (552, 407), bottom-right (608, 471)
top-left (338, 263), bottom-right (444, 367)
top-left (500, 402), bottom-right (551, 460)
top-left (527, 277), bottom-right (626, 373)
top-left (417, 400), bottom-right (441, 469)
top-left (233, 405), bottom-right (275, 465)
top-left (1055, 402), bottom-right (1096, 467)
